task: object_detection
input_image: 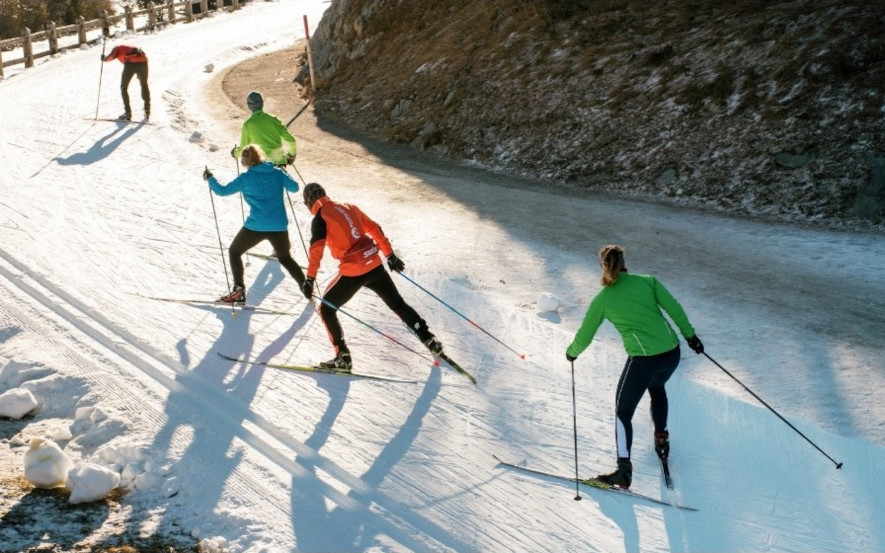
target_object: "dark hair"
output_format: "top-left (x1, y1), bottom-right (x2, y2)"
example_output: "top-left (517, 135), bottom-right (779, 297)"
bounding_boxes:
top-left (302, 182), bottom-right (326, 208)
top-left (599, 244), bottom-right (626, 286)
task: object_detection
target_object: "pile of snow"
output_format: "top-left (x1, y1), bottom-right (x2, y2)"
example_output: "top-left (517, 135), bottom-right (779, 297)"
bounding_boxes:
top-left (0, 388), bottom-right (37, 419)
top-left (23, 438), bottom-right (73, 489)
top-left (536, 292), bottom-right (560, 313)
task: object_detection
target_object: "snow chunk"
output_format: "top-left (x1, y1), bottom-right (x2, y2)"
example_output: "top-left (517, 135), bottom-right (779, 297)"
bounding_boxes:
top-left (0, 388), bottom-right (38, 419)
top-left (24, 437), bottom-right (73, 488)
top-left (67, 462), bottom-right (121, 504)
top-left (199, 536), bottom-right (229, 553)
top-left (537, 292), bottom-right (561, 313)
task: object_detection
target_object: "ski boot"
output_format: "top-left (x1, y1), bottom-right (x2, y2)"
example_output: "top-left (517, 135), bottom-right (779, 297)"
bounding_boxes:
top-left (117, 112), bottom-right (132, 121)
top-left (597, 457), bottom-right (632, 489)
top-left (423, 335), bottom-right (444, 355)
top-left (220, 285), bottom-right (246, 304)
top-left (654, 430), bottom-right (670, 460)
top-left (317, 350), bottom-right (352, 373)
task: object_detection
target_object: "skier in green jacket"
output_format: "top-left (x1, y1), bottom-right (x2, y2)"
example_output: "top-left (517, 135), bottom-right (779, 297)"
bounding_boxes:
top-left (566, 244), bottom-right (704, 489)
top-left (231, 91), bottom-right (297, 167)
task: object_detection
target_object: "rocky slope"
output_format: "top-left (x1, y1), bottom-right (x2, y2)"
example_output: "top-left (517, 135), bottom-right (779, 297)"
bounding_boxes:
top-left (294, 0), bottom-right (885, 232)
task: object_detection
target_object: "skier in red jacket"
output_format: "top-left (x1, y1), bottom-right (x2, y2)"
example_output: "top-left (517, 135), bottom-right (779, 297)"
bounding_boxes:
top-left (102, 45), bottom-right (150, 121)
top-left (300, 182), bottom-right (444, 372)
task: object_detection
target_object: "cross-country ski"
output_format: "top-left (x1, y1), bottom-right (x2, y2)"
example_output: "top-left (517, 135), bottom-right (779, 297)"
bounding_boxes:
top-left (435, 352), bottom-right (476, 384)
top-left (492, 454), bottom-right (697, 511)
top-left (216, 352), bottom-right (420, 383)
top-left (140, 295), bottom-right (292, 315)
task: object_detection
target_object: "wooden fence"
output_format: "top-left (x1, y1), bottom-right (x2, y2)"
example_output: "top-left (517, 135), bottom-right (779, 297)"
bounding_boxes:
top-left (0, 0), bottom-right (253, 77)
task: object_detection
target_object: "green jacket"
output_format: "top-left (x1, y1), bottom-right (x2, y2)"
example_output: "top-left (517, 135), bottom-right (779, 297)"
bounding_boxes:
top-left (567, 273), bottom-right (695, 358)
top-left (234, 111), bottom-right (297, 165)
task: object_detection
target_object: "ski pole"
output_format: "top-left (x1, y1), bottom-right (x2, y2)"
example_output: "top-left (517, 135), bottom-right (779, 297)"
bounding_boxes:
top-left (94, 37), bottom-right (107, 120)
top-left (235, 156), bottom-right (246, 226)
top-left (704, 352), bottom-right (843, 469)
top-left (570, 360), bottom-right (582, 501)
top-left (397, 272), bottom-right (525, 359)
top-left (280, 165), bottom-right (309, 260)
top-left (311, 295), bottom-right (427, 359)
top-left (285, 98), bottom-right (312, 128)
top-left (284, 187), bottom-right (309, 261)
top-left (206, 168), bottom-right (235, 317)
top-left (235, 156), bottom-right (248, 266)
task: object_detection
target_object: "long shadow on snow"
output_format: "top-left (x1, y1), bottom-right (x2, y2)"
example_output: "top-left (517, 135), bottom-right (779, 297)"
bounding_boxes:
top-left (110, 261), bottom-right (309, 548)
top-left (55, 123), bottom-right (143, 167)
top-left (290, 364), bottom-right (472, 552)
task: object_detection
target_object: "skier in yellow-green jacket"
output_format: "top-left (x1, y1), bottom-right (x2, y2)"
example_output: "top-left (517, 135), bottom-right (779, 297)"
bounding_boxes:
top-left (566, 244), bottom-right (704, 490)
top-left (231, 91), bottom-right (297, 167)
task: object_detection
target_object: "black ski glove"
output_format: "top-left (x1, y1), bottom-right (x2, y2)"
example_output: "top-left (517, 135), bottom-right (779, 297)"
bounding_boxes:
top-left (687, 335), bottom-right (704, 355)
top-left (566, 352), bottom-right (577, 362)
top-left (387, 253), bottom-right (405, 273)
top-left (230, 145), bottom-right (238, 158)
top-left (286, 154), bottom-right (296, 166)
top-left (301, 277), bottom-right (315, 300)
top-left (203, 167), bottom-right (213, 181)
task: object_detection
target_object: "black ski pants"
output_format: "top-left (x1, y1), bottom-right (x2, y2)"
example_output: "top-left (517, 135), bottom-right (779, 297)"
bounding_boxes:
top-left (228, 227), bottom-right (305, 289)
top-left (121, 61), bottom-right (150, 115)
top-left (319, 264), bottom-right (429, 354)
top-left (613, 346), bottom-right (681, 459)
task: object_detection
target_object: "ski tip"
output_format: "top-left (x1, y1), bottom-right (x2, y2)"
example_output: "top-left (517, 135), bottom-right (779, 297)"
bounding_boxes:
top-left (519, 353), bottom-right (526, 360)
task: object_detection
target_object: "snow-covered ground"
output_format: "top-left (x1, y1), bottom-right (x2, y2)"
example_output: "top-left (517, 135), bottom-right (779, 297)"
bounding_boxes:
top-left (1, 1), bottom-right (884, 551)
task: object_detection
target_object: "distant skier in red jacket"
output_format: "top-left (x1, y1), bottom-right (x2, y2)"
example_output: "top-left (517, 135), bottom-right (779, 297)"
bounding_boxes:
top-left (102, 45), bottom-right (150, 121)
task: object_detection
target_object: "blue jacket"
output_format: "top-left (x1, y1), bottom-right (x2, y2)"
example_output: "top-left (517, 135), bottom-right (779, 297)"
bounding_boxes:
top-left (208, 162), bottom-right (299, 232)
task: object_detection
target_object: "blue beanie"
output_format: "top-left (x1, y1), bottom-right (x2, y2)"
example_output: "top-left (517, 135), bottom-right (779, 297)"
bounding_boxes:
top-left (246, 91), bottom-right (264, 112)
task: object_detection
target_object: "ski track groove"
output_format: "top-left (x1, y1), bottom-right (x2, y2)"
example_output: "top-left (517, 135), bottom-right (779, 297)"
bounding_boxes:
top-left (0, 247), bottom-right (468, 552)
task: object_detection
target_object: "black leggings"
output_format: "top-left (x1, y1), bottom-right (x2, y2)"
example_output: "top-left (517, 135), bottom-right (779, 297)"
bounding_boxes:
top-left (319, 264), bottom-right (429, 351)
top-left (228, 228), bottom-right (304, 289)
top-left (121, 61), bottom-right (150, 114)
top-left (613, 346), bottom-right (681, 458)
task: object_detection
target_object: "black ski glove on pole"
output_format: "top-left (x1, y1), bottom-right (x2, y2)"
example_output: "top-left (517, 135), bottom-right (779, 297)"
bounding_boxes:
top-left (387, 253), bottom-right (405, 273)
top-left (687, 335), bottom-right (704, 354)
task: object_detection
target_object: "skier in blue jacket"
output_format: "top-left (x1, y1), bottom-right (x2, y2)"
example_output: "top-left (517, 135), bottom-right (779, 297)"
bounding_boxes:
top-left (203, 144), bottom-right (305, 303)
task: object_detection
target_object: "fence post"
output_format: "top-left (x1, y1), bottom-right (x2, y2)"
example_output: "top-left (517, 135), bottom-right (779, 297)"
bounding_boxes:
top-left (77, 16), bottom-right (87, 45)
top-left (201, 0), bottom-right (208, 17)
top-left (168, 0), bottom-right (176, 24)
top-left (149, 5), bottom-right (157, 30)
top-left (303, 15), bottom-right (317, 92)
top-left (100, 10), bottom-right (110, 36)
top-left (125, 7), bottom-right (135, 31)
top-left (186, 1), bottom-right (194, 23)
top-left (23, 28), bottom-right (34, 68)
top-left (0, 49), bottom-right (4, 78)
top-left (46, 21), bottom-right (59, 54)
top-left (216, 0), bottom-right (224, 13)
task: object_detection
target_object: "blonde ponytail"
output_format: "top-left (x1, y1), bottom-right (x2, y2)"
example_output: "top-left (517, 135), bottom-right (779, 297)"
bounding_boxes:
top-left (599, 244), bottom-right (626, 286)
